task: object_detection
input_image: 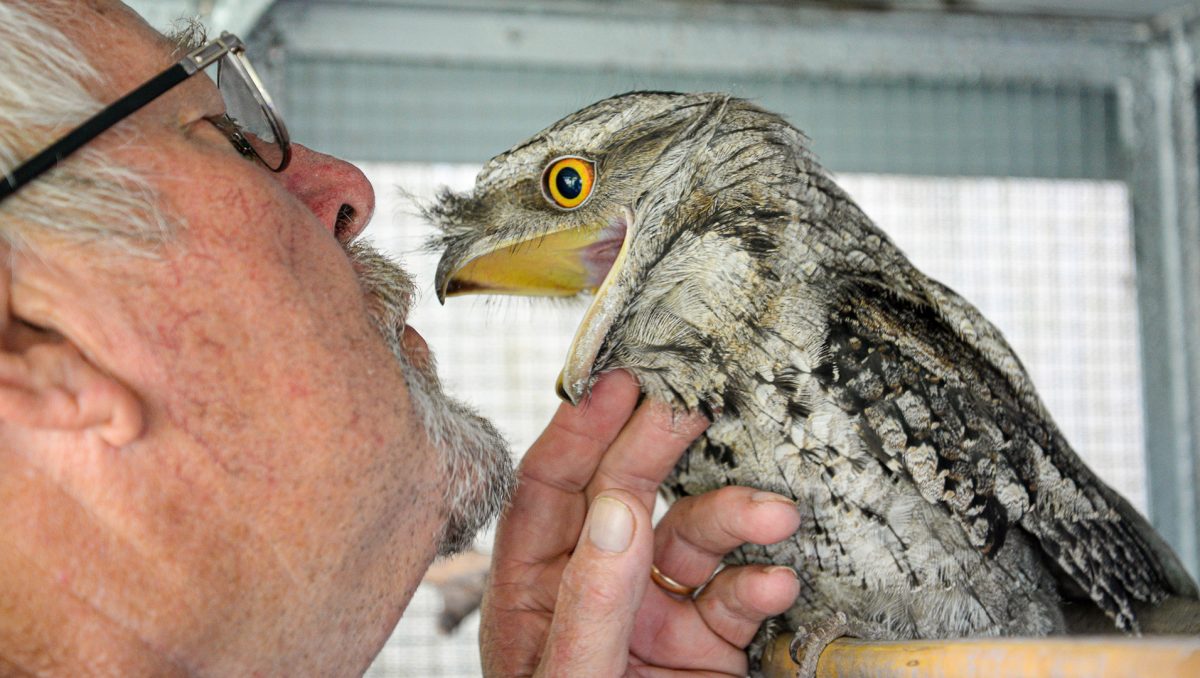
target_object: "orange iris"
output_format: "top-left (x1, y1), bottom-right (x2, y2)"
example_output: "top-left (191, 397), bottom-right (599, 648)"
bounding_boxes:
top-left (543, 156), bottom-right (596, 209)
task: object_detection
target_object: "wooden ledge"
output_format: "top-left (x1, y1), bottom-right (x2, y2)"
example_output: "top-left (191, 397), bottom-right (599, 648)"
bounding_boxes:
top-left (762, 634), bottom-right (1200, 677)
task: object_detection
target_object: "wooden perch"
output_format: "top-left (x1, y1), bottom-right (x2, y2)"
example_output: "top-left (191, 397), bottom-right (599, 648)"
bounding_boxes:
top-left (761, 635), bottom-right (1200, 678)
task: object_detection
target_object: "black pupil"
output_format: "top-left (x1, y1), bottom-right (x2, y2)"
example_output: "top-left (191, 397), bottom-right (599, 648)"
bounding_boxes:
top-left (555, 167), bottom-right (583, 200)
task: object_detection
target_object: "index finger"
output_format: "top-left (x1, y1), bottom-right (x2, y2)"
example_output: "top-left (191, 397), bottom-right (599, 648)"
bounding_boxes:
top-left (494, 371), bottom-right (643, 568)
top-left (586, 398), bottom-right (710, 512)
top-left (520, 369), bottom-right (641, 494)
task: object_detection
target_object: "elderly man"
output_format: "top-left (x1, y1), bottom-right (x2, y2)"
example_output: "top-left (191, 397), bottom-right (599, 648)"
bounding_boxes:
top-left (0, 1), bottom-right (802, 675)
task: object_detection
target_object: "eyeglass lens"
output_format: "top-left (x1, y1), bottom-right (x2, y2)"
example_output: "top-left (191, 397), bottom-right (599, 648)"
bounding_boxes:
top-left (214, 52), bottom-right (286, 170)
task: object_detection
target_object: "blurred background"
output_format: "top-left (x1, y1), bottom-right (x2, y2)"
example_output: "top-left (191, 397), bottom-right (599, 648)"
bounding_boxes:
top-left (128, 1), bottom-right (1200, 675)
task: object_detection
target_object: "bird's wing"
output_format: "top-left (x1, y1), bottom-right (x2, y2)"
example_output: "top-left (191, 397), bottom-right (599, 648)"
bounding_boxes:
top-left (819, 273), bottom-right (1195, 631)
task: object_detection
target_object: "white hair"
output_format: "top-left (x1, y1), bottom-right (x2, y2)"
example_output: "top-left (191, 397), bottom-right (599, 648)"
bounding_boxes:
top-left (0, 0), bottom-right (168, 252)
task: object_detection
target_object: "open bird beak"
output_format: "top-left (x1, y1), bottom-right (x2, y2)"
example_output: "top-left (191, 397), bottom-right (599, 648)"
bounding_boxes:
top-left (435, 209), bottom-right (635, 405)
top-left (435, 224), bottom-right (608, 301)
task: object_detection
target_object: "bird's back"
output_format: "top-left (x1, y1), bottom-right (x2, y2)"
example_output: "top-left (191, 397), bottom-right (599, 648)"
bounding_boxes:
top-left (650, 116), bottom-right (1197, 636)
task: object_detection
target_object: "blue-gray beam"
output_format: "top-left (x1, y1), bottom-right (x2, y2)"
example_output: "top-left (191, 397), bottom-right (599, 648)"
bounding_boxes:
top-left (1126, 16), bottom-right (1200, 579)
top-left (272, 0), bottom-right (1143, 87)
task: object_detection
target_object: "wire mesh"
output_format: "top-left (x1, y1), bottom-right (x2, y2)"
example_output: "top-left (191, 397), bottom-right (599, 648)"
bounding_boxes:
top-left (359, 162), bottom-right (1144, 677)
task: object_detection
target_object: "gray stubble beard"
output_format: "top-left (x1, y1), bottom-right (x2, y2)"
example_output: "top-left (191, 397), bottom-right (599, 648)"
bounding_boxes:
top-left (348, 241), bottom-right (516, 557)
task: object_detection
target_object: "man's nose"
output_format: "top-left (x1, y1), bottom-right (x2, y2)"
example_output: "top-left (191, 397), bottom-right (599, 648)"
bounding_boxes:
top-left (279, 143), bottom-right (375, 244)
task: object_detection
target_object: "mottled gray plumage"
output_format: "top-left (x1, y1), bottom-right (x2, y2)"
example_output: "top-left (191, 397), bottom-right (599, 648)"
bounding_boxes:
top-left (429, 91), bottom-right (1198, 667)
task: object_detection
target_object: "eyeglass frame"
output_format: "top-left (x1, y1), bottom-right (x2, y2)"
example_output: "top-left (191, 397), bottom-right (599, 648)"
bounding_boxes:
top-left (0, 32), bottom-right (291, 204)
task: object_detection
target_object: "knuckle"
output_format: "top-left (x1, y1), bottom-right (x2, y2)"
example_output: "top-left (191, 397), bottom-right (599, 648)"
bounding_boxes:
top-left (595, 467), bottom-right (662, 498)
top-left (560, 562), bottom-right (629, 612)
top-left (646, 400), bottom-right (708, 439)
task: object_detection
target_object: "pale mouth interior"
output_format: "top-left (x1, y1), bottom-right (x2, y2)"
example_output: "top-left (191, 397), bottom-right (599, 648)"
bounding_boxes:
top-left (557, 206), bottom-right (636, 402)
top-left (580, 217), bottom-right (628, 291)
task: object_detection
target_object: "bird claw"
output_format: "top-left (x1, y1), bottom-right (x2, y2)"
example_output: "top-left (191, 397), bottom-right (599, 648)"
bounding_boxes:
top-left (788, 612), bottom-right (853, 678)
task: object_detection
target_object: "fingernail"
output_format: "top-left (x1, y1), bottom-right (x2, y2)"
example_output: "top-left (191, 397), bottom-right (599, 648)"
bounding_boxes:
top-left (751, 491), bottom-right (797, 506)
top-left (588, 496), bottom-right (634, 553)
top-left (766, 565), bottom-right (799, 580)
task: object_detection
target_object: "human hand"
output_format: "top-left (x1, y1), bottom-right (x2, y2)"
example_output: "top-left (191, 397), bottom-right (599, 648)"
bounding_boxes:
top-left (481, 370), bottom-right (802, 676)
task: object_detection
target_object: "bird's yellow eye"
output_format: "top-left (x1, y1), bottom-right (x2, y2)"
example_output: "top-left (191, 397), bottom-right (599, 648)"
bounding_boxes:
top-left (542, 156), bottom-right (596, 210)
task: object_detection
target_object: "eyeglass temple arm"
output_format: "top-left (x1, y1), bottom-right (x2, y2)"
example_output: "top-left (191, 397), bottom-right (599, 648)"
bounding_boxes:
top-left (0, 62), bottom-right (192, 202)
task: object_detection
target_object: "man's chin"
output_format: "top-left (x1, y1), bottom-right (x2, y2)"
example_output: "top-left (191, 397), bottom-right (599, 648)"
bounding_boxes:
top-left (349, 240), bottom-right (516, 556)
top-left (398, 349), bottom-right (516, 558)
top-left (432, 407), bottom-right (515, 558)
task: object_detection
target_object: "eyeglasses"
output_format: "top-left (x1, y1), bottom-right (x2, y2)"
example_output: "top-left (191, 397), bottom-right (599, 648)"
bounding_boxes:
top-left (0, 32), bottom-right (290, 204)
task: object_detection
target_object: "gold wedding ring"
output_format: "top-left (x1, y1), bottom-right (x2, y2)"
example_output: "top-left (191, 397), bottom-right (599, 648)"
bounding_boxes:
top-left (650, 563), bottom-right (700, 597)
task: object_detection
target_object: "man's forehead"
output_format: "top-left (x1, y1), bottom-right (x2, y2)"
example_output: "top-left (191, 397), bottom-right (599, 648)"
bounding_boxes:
top-left (66, 1), bottom-right (187, 86)
top-left (53, 0), bottom-right (224, 117)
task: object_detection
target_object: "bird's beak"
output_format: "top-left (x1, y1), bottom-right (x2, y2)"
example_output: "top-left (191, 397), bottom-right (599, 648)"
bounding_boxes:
top-left (435, 210), bottom-right (635, 405)
top-left (434, 223), bottom-right (611, 303)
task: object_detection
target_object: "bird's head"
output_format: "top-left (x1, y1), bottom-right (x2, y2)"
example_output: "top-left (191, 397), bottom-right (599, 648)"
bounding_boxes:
top-left (430, 91), bottom-right (816, 408)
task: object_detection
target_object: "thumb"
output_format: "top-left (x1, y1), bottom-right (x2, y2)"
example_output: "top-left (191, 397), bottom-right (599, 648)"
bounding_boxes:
top-left (536, 490), bottom-right (652, 677)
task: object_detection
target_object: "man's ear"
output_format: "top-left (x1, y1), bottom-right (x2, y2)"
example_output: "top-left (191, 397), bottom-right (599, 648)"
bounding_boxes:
top-left (0, 249), bottom-right (144, 448)
top-left (0, 339), bottom-right (144, 448)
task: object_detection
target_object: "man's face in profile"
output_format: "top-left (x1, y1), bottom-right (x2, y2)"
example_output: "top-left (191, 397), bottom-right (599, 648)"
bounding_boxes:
top-left (0, 1), bottom-right (511, 670)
